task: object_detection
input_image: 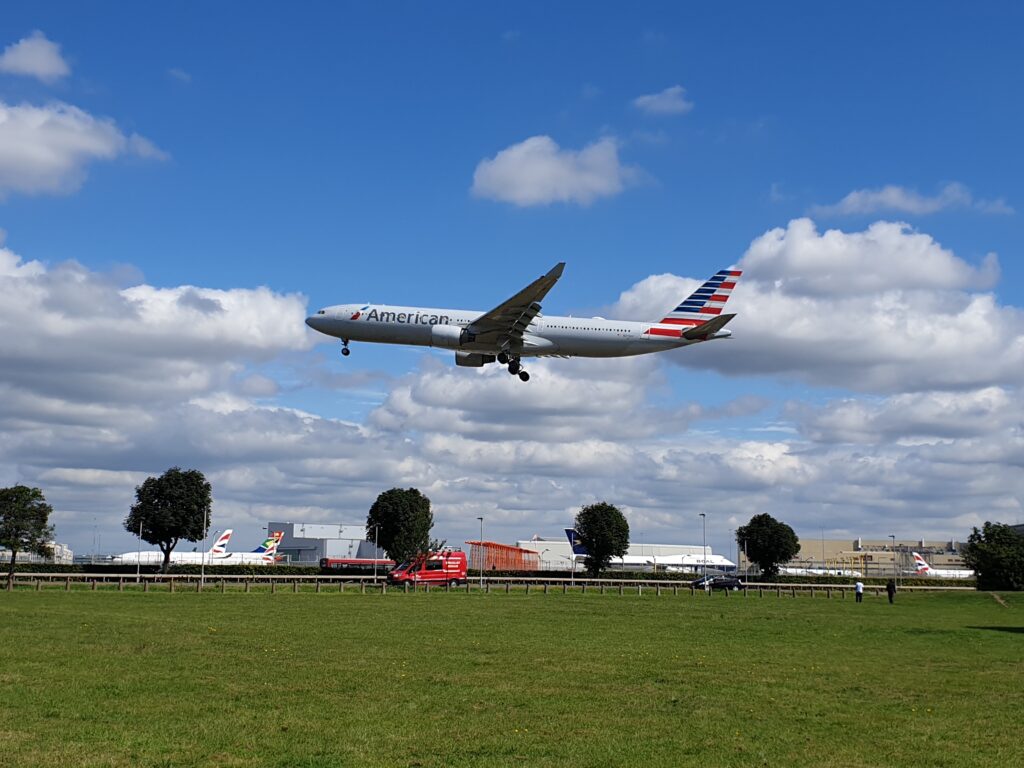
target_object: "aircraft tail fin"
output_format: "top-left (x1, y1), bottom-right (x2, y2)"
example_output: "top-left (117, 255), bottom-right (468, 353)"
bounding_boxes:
top-left (209, 529), bottom-right (232, 555)
top-left (564, 528), bottom-right (588, 556)
top-left (912, 552), bottom-right (932, 574)
top-left (253, 531), bottom-right (284, 561)
top-left (655, 269), bottom-right (743, 329)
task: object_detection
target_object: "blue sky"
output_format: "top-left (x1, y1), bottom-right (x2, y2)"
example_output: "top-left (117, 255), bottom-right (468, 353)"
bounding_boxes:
top-left (1, 3), bottom-right (1022, 558)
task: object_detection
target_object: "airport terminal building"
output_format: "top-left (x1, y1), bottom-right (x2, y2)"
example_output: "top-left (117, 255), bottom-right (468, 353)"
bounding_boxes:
top-left (268, 522), bottom-right (388, 565)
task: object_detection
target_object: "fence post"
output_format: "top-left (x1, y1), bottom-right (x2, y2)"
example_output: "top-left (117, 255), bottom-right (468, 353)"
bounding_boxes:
top-left (525, 583), bottom-right (530, 595)
top-left (221, 580), bottom-right (227, 594)
top-left (315, 581), bottom-right (321, 594)
top-left (361, 582), bottom-right (366, 594)
top-left (638, 585), bottom-right (642, 597)
top-left (35, 579), bottom-right (42, 592)
top-left (543, 584), bottom-right (548, 595)
top-left (271, 581), bottom-right (277, 594)
top-left (810, 588), bottom-right (815, 599)
top-left (425, 584), bottom-right (430, 594)
top-left (143, 580), bottom-right (149, 593)
top-left (842, 588), bottom-right (846, 600)
top-left (381, 583), bottom-right (386, 595)
top-left (485, 582), bottom-right (490, 594)
top-left (791, 587), bottom-right (796, 598)
top-left (690, 586), bottom-right (694, 596)
top-left (169, 579), bottom-right (174, 593)
top-left (339, 581), bottom-right (344, 593)
top-left (506, 582), bottom-right (510, 594)
top-left (66, 577), bottom-right (71, 592)
top-left (776, 586), bottom-right (781, 598)
top-left (118, 578), bottom-right (124, 592)
top-left (582, 584), bottom-right (587, 595)
top-left (618, 585), bottom-right (623, 596)
top-left (562, 583), bottom-right (566, 594)
top-left (827, 588), bottom-right (831, 599)
top-left (656, 585), bottom-right (661, 597)
top-left (600, 584), bottom-right (606, 595)
top-left (673, 585), bottom-right (678, 596)
top-left (293, 580), bottom-right (299, 593)
top-left (245, 580), bottom-right (251, 593)
top-left (197, 580), bottom-right (202, 593)
top-left (404, 582), bottom-right (409, 594)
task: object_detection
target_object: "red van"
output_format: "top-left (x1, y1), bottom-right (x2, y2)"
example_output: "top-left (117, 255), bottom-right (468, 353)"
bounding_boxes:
top-left (386, 549), bottom-right (468, 586)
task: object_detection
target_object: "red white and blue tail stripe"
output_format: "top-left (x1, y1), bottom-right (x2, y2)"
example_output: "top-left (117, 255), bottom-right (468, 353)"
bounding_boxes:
top-left (647, 269), bottom-right (742, 338)
top-left (912, 552), bottom-right (931, 575)
top-left (209, 529), bottom-right (232, 555)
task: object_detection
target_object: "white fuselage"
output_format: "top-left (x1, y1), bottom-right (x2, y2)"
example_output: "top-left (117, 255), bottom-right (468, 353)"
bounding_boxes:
top-left (111, 551), bottom-right (229, 565)
top-left (112, 551), bottom-right (274, 566)
top-left (306, 303), bottom-right (721, 358)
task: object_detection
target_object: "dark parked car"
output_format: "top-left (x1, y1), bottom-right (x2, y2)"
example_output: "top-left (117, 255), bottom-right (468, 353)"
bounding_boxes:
top-left (690, 574), bottom-right (744, 591)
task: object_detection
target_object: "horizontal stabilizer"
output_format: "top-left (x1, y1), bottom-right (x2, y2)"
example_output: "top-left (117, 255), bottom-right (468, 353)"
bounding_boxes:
top-left (683, 313), bottom-right (735, 340)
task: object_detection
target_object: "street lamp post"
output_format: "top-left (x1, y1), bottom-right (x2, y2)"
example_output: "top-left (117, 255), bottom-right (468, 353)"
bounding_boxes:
top-left (699, 513), bottom-right (707, 580)
top-left (201, 524), bottom-right (216, 593)
top-left (372, 525), bottom-right (380, 583)
top-left (136, 516), bottom-right (143, 584)
top-left (477, 517), bottom-right (484, 589)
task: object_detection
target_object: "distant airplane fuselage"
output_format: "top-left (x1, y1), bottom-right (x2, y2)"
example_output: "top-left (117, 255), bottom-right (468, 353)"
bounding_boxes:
top-left (305, 264), bottom-right (742, 381)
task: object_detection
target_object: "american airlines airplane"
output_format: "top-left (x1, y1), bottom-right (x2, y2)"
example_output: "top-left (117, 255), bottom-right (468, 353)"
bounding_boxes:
top-left (112, 530), bottom-right (233, 565)
top-left (305, 264), bottom-right (742, 381)
top-left (911, 552), bottom-right (974, 579)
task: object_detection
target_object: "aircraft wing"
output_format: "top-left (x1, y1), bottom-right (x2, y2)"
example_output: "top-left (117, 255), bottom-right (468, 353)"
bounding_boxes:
top-left (682, 312), bottom-right (736, 340)
top-left (467, 262), bottom-right (565, 345)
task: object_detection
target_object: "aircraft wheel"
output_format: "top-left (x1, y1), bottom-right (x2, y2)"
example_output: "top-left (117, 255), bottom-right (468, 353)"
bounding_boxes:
top-left (518, 371), bottom-right (530, 382)
top-left (341, 347), bottom-right (351, 357)
top-left (508, 361), bottom-right (520, 375)
top-left (497, 352), bottom-right (509, 365)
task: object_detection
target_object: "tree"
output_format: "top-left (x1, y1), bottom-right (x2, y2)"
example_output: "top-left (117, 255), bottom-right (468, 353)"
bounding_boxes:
top-left (366, 488), bottom-right (433, 564)
top-left (962, 522), bottom-right (1024, 591)
top-left (736, 513), bottom-right (800, 577)
top-left (574, 502), bottom-right (630, 577)
top-left (124, 467), bottom-right (212, 573)
top-left (1, 485), bottom-right (54, 589)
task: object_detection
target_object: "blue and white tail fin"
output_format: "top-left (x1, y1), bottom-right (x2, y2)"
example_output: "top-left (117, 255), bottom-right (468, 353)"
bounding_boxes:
top-left (647, 269), bottom-right (742, 339)
top-left (208, 529), bottom-right (232, 555)
top-left (564, 528), bottom-right (588, 556)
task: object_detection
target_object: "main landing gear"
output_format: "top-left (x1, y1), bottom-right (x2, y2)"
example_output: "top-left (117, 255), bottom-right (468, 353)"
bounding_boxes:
top-left (340, 340), bottom-right (351, 357)
top-left (498, 352), bottom-right (530, 382)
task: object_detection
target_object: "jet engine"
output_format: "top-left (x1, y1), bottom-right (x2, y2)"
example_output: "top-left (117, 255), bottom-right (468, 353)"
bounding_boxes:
top-left (455, 352), bottom-right (496, 367)
top-left (431, 324), bottom-right (473, 349)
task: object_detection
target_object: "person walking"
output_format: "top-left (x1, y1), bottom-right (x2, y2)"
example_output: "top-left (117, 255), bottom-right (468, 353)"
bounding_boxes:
top-left (855, 580), bottom-right (864, 603)
top-left (886, 578), bottom-right (896, 604)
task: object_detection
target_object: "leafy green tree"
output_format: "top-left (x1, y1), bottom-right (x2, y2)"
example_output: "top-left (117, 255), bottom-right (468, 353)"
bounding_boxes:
top-left (736, 513), bottom-right (800, 577)
top-left (962, 522), bottom-right (1024, 591)
top-left (1, 485), bottom-right (54, 588)
top-left (366, 488), bottom-right (433, 564)
top-left (124, 467), bottom-right (212, 573)
top-left (575, 502), bottom-right (630, 577)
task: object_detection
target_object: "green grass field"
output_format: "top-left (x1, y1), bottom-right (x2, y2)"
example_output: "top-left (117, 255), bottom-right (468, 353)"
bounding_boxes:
top-left (1, 588), bottom-right (1021, 767)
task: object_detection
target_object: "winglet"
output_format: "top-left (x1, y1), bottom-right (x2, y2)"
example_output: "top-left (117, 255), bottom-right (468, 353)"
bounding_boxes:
top-left (548, 262), bottom-right (566, 279)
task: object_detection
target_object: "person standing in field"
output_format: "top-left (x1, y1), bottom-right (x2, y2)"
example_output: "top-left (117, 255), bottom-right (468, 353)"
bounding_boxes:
top-left (854, 580), bottom-right (864, 603)
top-left (886, 578), bottom-right (896, 604)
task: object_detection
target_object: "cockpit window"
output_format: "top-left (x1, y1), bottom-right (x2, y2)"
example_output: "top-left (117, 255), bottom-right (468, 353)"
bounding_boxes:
top-left (317, 310), bottom-right (326, 315)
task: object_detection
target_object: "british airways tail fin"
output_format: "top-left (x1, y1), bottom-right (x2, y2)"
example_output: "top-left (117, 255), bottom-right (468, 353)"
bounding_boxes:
top-left (209, 529), bottom-right (232, 555)
top-left (656, 269), bottom-right (743, 328)
top-left (564, 528), bottom-right (588, 556)
top-left (912, 552), bottom-right (932, 575)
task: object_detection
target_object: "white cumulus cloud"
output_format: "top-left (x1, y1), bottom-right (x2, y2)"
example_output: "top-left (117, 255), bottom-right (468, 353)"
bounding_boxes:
top-left (471, 135), bottom-right (637, 206)
top-left (0, 31), bottom-right (70, 83)
top-left (632, 84), bottom-right (694, 115)
top-left (0, 101), bottom-right (168, 198)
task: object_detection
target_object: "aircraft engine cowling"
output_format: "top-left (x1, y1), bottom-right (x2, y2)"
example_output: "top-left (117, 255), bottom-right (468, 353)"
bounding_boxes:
top-left (455, 352), bottom-right (496, 367)
top-left (431, 324), bottom-right (473, 349)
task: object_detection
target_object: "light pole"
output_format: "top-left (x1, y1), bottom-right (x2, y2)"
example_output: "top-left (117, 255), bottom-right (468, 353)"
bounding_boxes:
top-left (699, 513), bottom-right (707, 580)
top-left (372, 525), bottom-right (380, 583)
top-left (477, 517), bottom-right (484, 588)
top-left (541, 549), bottom-right (550, 570)
top-left (200, 525), bottom-right (216, 592)
top-left (889, 534), bottom-right (896, 582)
top-left (136, 516), bottom-right (143, 584)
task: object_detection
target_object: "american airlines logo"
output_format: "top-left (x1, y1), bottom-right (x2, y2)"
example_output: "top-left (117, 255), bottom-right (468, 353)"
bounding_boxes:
top-left (364, 308), bottom-right (453, 325)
